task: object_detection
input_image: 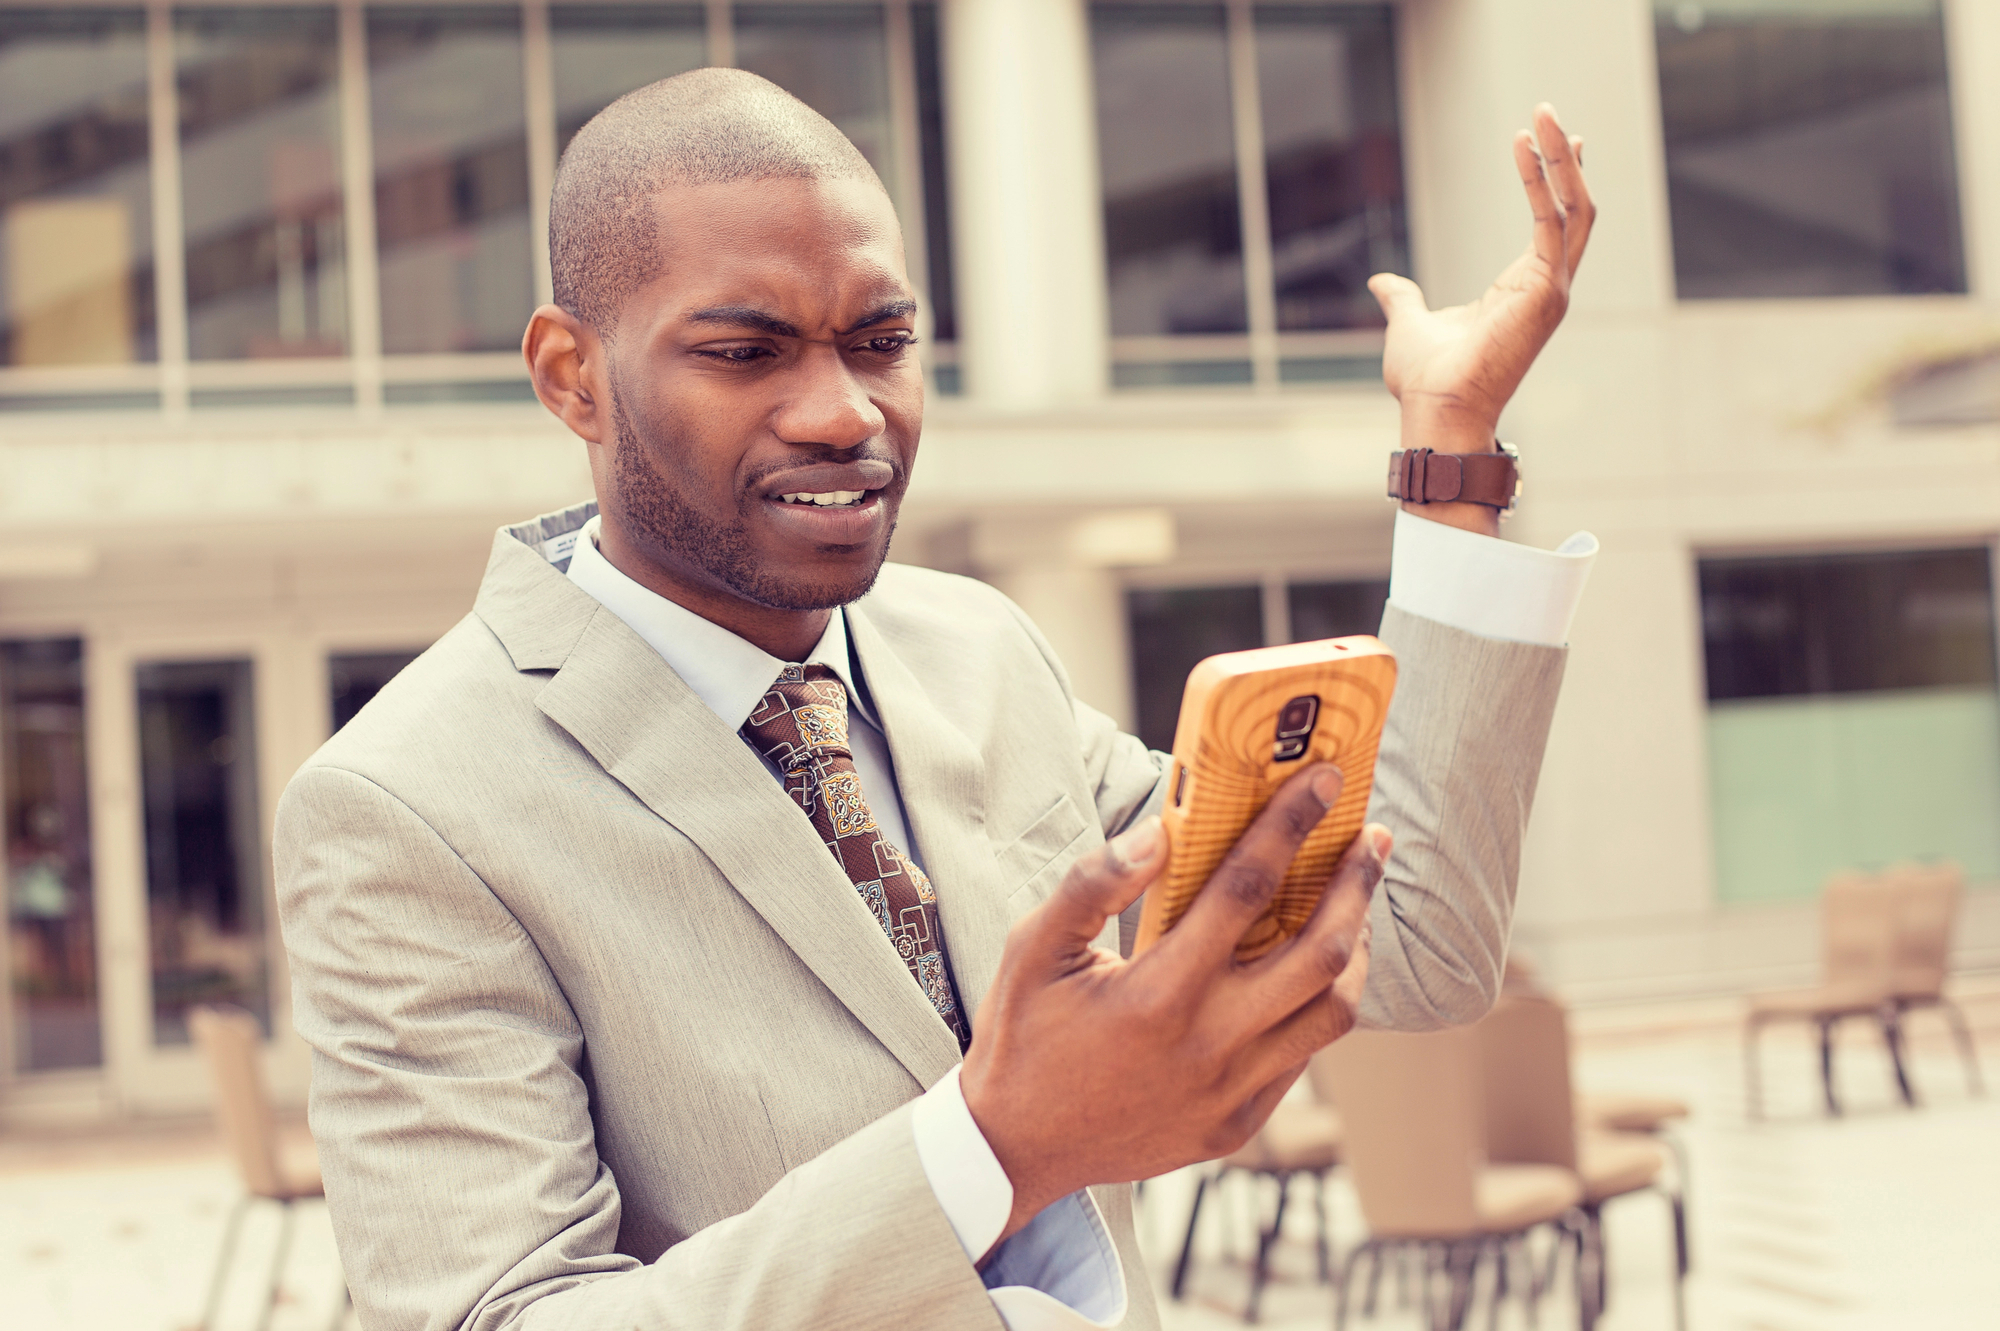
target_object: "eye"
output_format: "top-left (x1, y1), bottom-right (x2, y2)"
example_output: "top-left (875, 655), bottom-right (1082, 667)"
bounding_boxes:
top-left (697, 345), bottom-right (772, 363)
top-left (861, 334), bottom-right (916, 355)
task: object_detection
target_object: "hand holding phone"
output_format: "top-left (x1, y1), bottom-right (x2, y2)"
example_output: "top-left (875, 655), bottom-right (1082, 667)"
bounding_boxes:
top-left (1135, 636), bottom-right (1396, 960)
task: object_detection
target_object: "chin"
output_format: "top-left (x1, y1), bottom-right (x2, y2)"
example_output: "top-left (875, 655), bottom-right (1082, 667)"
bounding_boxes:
top-left (732, 554), bottom-right (889, 612)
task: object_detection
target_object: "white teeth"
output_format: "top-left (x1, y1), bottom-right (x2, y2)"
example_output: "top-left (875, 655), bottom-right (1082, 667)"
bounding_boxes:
top-left (778, 491), bottom-right (866, 507)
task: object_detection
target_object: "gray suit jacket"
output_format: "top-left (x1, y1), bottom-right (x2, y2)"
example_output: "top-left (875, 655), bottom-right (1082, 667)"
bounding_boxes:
top-left (274, 500), bottom-right (1566, 1331)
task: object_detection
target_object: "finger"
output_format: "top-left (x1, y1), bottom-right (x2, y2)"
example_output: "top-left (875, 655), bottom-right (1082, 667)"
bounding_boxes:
top-left (1244, 824), bottom-right (1390, 1014)
top-left (1235, 920), bottom-right (1376, 1091)
top-left (1015, 818), bottom-right (1165, 969)
top-left (1367, 271), bottom-right (1428, 325)
top-left (1160, 764), bottom-right (1342, 976)
top-left (1513, 128), bottom-right (1565, 278)
top-left (1533, 105), bottom-right (1596, 279)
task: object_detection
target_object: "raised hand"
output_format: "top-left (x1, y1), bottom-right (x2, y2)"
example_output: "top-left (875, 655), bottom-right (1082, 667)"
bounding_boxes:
top-left (959, 765), bottom-right (1388, 1249)
top-left (1368, 103), bottom-right (1596, 533)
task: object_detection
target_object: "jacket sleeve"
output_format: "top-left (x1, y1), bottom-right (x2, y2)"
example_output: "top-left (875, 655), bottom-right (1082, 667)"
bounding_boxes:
top-left (275, 765), bottom-right (1002, 1331)
top-left (1059, 605), bottom-right (1564, 1018)
top-left (1356, 604), bottom-right (1567, 1029)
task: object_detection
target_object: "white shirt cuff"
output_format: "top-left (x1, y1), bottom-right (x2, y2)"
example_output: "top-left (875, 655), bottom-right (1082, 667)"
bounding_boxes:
top-left (1386, 508), bottom-right (1598, 647)
top-left (911, 1065), bottom-right (1127, 1329)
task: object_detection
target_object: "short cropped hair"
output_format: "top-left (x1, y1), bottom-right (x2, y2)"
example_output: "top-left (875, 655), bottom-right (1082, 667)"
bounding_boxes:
top-left (549, 68), bottom-right (885, 334)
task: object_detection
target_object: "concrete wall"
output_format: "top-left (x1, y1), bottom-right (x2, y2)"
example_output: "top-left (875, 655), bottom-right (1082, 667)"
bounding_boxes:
top-left (8, 0), bottom-right (2000, 1119)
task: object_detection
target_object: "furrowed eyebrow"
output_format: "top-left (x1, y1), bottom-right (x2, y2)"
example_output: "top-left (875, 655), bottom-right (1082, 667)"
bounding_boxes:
top-left (839, 301), bottom-right (919, 335)
top-left (684, 306), bottom-right (803, 337)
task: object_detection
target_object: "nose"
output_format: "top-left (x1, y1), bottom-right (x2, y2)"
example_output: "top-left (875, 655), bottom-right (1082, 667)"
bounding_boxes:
top-left (771, 344), bottom-right (886, 451)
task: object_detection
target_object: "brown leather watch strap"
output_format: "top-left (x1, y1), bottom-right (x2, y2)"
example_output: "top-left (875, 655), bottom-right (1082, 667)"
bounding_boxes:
top-left (1386, 445), bottom-right (1521, 511)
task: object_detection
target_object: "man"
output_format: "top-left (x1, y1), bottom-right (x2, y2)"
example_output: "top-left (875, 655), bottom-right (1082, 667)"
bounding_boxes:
top-left (276, 69), bottom-right (1597, 1330)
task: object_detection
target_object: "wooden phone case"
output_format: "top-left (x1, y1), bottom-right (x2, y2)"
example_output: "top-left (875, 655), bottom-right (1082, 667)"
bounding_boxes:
top-left (1133, 636), bottom-right (1397, 961)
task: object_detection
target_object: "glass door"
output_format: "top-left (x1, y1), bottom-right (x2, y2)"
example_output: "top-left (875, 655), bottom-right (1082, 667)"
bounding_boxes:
top-left (135, 659), bottom-right (269, 1045)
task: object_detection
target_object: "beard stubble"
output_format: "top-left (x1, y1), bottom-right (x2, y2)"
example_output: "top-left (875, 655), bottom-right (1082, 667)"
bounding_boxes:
top-left (609, 389), bottom-right (895, 612)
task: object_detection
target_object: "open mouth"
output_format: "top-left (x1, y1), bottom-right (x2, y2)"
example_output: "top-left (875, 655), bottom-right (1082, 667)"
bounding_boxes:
top-left (775, 490), bottom-right (872, 508)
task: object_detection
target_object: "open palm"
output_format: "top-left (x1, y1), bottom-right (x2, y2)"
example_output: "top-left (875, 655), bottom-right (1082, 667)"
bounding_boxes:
top-left (1370, 105), bottom-right (1596, 445)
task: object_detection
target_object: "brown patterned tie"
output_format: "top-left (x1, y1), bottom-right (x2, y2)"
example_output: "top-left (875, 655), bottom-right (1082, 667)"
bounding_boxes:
top-left (741, 664), bottom-right (970, 1048)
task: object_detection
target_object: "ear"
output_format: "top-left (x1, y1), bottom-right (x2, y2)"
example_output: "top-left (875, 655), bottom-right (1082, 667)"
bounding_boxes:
top-left (523, 304), bottom-right (606, 445)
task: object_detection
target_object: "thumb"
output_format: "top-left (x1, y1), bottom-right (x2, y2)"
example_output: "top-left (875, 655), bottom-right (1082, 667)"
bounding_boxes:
top-left (1029, 817), bottom-right (1164, 957)
top-left (1368, 271), bottom-right (1429, 324)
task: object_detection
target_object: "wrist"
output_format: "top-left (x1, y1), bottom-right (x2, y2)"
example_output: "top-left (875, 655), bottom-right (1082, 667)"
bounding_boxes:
top-left (959, 1056), bottom-right (1064, 1248)
top-left (1399, 399), bottom-right (1497, 455)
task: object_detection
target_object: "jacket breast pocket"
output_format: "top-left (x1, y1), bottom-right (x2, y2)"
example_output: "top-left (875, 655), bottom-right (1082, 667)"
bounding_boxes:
top-left (996, 793), bottom-right (1094, 918)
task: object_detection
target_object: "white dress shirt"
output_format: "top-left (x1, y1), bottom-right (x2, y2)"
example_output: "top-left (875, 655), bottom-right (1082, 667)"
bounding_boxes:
top-left (566, 510), bottom-right (1596, 1330)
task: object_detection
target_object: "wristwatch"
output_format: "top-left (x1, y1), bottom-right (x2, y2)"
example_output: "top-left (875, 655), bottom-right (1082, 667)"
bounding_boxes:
top-left (1386, 442), bottom-right (1521, 515)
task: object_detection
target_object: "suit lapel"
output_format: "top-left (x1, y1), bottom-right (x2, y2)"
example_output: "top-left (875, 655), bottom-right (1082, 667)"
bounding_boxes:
top-left (491, 552), bottom-right (961, 1090)
top-left (845, 603), bottom-right (1015, 1026)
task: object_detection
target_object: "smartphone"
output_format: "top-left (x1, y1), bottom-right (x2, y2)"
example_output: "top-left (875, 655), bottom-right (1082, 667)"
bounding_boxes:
top-left (1132, 636), bottom-right (1397, 961)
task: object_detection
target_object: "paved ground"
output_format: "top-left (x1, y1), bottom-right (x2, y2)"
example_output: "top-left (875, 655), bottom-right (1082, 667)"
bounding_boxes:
top-left (4, 987), bottom-right (1995, 1331)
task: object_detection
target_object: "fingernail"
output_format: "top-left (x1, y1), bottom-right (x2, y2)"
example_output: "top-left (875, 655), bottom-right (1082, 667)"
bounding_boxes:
top-left (1109, 817), bottom-right (1163, 870)
top-left (1310, 767), bottom-right (1343, 809)
top-left (1367, 826), bottom-right (1393, 860)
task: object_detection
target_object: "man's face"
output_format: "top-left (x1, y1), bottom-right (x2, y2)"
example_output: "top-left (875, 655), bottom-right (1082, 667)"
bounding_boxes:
top-left (596, 175), bottom-right (923, 613)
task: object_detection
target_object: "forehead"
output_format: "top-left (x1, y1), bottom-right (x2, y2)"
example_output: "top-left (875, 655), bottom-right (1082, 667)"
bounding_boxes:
top-left (640, 175), bottom-right (910, 323)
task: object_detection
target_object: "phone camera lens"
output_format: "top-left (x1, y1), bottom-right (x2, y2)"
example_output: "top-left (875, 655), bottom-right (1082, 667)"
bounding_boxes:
top-left (1272, 694), bottom-right (1320, 761)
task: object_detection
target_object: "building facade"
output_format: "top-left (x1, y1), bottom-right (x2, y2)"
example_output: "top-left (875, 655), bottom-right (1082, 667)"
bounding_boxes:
top-left (2, 0), bottom-right (1997, 1122)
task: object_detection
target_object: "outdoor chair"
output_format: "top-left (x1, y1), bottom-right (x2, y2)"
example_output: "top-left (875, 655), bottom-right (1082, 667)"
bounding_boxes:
top-left (188, 1005), bottom-right (348, 1331)
top-left (1744, 872), bottom-right (1909, 1117)
top-left (1168, 1095), bottom-right (1342, 1322)
top-left (1503, 956), bottom-right (1693, 1138)
top-left (1311, 1027), bottom-right (1583, 1331)
top-left (1476, 993), bottom-right (1687, 1331)
top-left (1883, 862), bottom-right (1984, 1100)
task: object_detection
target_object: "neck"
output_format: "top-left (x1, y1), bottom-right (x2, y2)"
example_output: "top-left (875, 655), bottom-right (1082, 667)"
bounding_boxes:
top-left (594, 520), bottom-right (831, 661)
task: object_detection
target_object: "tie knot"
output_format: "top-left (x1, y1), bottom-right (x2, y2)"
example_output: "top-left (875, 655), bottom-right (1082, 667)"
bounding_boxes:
top-left (742, 664), bottom-right (852, 771)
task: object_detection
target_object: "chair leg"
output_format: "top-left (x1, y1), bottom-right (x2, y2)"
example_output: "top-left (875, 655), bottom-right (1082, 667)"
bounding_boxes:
top-left (1487, 1238), bottom-right (1508, 1331)
top-left (1364, 1235), bottom-right (1390, 1316)
top-left (1818, 1017), bottom-right (1842, 1116)
top-left (1938, 998), bottom-right (1986, 1096)
top-left (257, 1199), bottom-right (298, 1331)
top-left (1443, 1239), bottom-right (1480, 1331)
top-left (1586, 1204), bottom-right (1608, 1316)
top-left (1245, 1172), bottom-right (1291, 1324)
top-left (198, 1194), bottom-right (252, 1331)
top-left (1335, 1240), bottom-right (1379, 1331)
top-left (1573, 1216), bottom-right (1601, 1331)
top-left (1666, 1188), bottom-right (1688, 1331)
top-left (1878, 1009), bottom-right (1918, 1108)
top-left (1313, 1168), bottom-right (1333, 1286)
top-left (1169, 1169), bottom-right (1212, 1301)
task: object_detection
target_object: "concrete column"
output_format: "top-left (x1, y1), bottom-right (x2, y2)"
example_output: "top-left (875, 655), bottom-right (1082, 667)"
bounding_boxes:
top-left (1945, 0), bottom-right (2000, 300)
top-left (990, 565), bottom-right (1136, 729)
top-left (941, 0), bottom-right (1109, 406)
top-left (1396, 0), bottom-right (1675, 317)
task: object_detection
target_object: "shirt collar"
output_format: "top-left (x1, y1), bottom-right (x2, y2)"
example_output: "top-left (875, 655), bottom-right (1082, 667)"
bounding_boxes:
top-left (564, 515), bottom-right (874, 731)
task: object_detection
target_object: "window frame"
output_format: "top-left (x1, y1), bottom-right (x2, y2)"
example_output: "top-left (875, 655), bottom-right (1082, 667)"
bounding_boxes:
top-left (0, 0), bottom-right (954, 414)
top-left (1092, 0), bottom-right (1408, 391)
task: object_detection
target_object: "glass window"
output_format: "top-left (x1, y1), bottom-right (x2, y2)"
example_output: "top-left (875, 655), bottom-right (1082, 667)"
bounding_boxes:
top-left (2, 639), bottom-right (99, 1072)
top-left (1699, 549), bottom-right (2000, 904)
top-left (1655, 0), bottom-right (1966, 298)
top-left (177, 7), bottom-right (347, 361)
top-left (329, 649), bottom-right (422, 732)
top-left (1254, 4), bottom-right (1406, 332)
top-left (137, 659), bottom-right (267, 1044)
top-left (910, 0), bottom-right (955, 345)
top-left (1127, 584), bottom-right (1263, 751)
top-left (734, 5), bottom-right (895, 188)
top-left (369, 5), bottom-right (532, 355)
top-left (0, 8), bottom-right (154, 367)
top-left (1287, 577), bottom-right (1388, 642)
top-left (550, 4), bottom-right (707, 157)
top-left (1093, 3), bottom-right (1245, 340)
